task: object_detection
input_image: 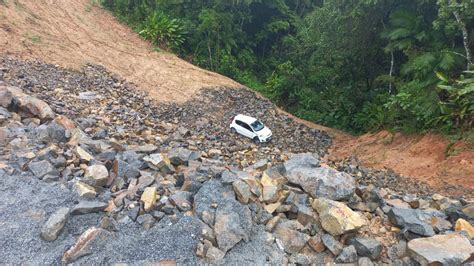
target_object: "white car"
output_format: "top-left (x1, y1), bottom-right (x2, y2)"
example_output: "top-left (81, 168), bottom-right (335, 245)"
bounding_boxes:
top-left (230, 114), bottom-right (272, 143)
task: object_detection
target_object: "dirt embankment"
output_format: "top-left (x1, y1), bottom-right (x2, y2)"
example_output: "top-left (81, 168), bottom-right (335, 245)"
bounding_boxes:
top-left (0, 0), bottom-right (240, 102)
top-left (0, 0), bottom-right (472, 193)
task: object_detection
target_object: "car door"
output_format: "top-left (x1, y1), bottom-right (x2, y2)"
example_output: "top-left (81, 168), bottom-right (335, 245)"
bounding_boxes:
top-left (236, 120), bottom-right (254, 138)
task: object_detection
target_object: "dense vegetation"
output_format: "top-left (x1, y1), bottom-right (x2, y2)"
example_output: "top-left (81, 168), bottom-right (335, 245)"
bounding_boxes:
top-left (101, 0), bottom-right (473, 135)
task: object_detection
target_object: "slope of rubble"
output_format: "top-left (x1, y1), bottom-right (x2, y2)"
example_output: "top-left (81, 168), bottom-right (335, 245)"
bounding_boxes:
top-left (1, 57), bottom-right (473, 265)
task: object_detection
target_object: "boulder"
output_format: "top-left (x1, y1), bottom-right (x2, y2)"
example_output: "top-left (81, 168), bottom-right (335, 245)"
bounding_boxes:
top-left (462, 204), bottom-right (474, 219)
top-left (387, 207), bottom-right (435, 237)
top-left (143, 153), bottom-right (175, 174)
top-left (232, 180), bottom-right (251, 204)
top-left (321, 233), bottom-right (343, 256)
top-left (84, 164), bottom-right (109, 187)
top-left (283, 153), bottom-right (320, 172)
top-left (168, 147), bottom-right (200, 166)
top-left (273, 220), bottom-right (310, 254)
top-left (28, 160), bottom-right (57, 178)
top-left (41, 207), bottom-right (70, 242)
top-left (141, 187), bottom-right (158, 212)
top-left (312, 198), bottom-right (367, 236)
top-left (74, 181), bottom-right (97, 199)
top-left (455, 218), bottom-right (474, 238)
top-left (0, 86), bottom-right (13, 107)
top-left (7, 86), bottom-right (54, 121)
top-left (71, 201), bottom-right (108, 215)
top-left (260, 171), bottom-right (280, 203)
top-left (407, 234), bottom-right (474, 265)
top-left (348, 236), bottom-right (382, 260)
top-left (286, 165), bottom-right (355, 201)
top-left (335, 245), bottom-right (358, 263)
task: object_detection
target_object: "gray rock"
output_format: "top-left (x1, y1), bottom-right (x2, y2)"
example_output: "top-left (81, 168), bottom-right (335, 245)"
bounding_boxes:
top-left (407, 233), bottom-right (474, 265)
top-left (273, 220), bottom-right (310, 254)
top-left (0, 86), bottom-right (13, 107)
top-left (169, 191), bottom-right (193, 212)
top-left (28, 160), bottom-right (57, 178)
top-left (47, 121), bottom-right (69, 142)
top-left (84, 164), bottom-right (109, 187)
top-left (286, 165), bottom-right (355, 201)
top-left (168, 147), bottom-right (200, 166)
top-left (40, 207), bottom-right (70, 242)
top-left (206, 246), bottom-right (225, 261)
top-left (349, 236), bottom-right (382, 260)
top-left (321, 234), bottom-right (343, 256)
top-left (71, 201), bottom-right (108, 215)
top-left (283, 153), bottom-right (320, 172)
top-left (387, 207), bottom-right (435, 237)
top-left (335, 245), bottom-right (358, 263)
top-left (136, 214), bottom-right (155, 229)
top-left (358, 257), bottom-right (374, 266)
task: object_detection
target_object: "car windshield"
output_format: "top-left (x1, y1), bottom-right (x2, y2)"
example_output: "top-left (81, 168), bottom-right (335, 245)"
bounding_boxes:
top-left (251, 120), bottom-right (264, 131)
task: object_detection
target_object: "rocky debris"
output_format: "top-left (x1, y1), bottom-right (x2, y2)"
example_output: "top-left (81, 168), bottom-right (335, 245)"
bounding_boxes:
top-left (2, 58), bottom-right (474, 265)
top-left (62, 227), bottom-right (109, 264)
top-left (407, 233), bottom-right (474, 265)
top-left (1, 85), bottom-right (54, 121)
top-left (40, 207), bottom-right (70, 242)
top-left (312, 198), bottom-right (367, 236)
top-left (71, 201), bottom-right (108, 215)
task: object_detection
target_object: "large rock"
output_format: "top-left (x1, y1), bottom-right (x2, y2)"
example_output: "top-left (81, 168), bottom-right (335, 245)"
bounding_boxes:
top-left (194, 180), bottom-right (252, 253)
top-left (7, 86), bottom-right (54, 121)
top-left (407, 234), bottom-right (474, 265)
top-left (283, 153), bottom-right (320, 172)
top-left (71, 201), bottom-right (108, 215)
top-left (28, 160), bottom-right (57, 178)
top-left (321, 233), bottom-right (343, 256)
top-left (348, 236), bottom-right (382, 260)
top-left (41, 207), bottom-right (70, 242)
top-left (143, 153), bottom-right (175, 174)
top-left (285, 163), bottom-right (355, 200)
top-left (232, 180), bottom-right (251, 204)
top-left (312, 198), bottom-right (367, 236)
top-left (455, 218), bottom-right (474, 238)
top-left (141, 187), bottom-right (158, 212)
top-left (273, 220), bottom-right (310, 254)
top-left (74, 181), bottom-right (97, 199)
top-left (168, 147), bottom-right (200, 166)
top-left (62, 227), bottom-right (110, 264)
top-left (0, 86), bottom-right (13, 107)
top-left (84, 164), bottom-right (109, 187)
top-left (387, 207), bottom-right (435, 237)
top-left (335, 245), bottom-right (358, 263)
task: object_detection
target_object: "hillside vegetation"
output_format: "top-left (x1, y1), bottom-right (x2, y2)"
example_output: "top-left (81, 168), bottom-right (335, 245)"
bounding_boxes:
top-left (102, 0), bottom-right (474, 134)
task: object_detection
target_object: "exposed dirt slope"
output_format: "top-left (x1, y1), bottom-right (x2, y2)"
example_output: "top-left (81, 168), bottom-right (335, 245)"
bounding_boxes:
top-left (0, 0), bottom-right (240, 102)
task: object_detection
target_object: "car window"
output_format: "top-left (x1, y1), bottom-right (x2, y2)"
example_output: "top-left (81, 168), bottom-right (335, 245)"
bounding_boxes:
top-left (251, 120), bottom-right (264, 132)
top-left (242, 123), bottom-right (252, 131)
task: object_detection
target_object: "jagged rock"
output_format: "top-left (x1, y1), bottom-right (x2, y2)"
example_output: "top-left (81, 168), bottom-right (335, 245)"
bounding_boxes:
top-left (286, 163), bottom-right (355, 200)
top-left (62, 227), bottom-right (109, 264)
top-left (143, 153), bottom-right (175, 174)
top-left (251, 159), bottom-right (268, 171)
top-left (75, 146), bottom-right (94, 162)
top-left (462, 204), bottom-right (474, 219)
top-left (297, 205), bottom-right (317, 226)
top-left (7, 86), bottom-right (54, 121)
top-left (312, 198), bottom-right (367, 236)
top-left (387, 207), bottom-right (435, 237)
top-left (335, 245), bottom-right (358, 263)
top-left (232, 180), bottom-right (251, 204)
top-left (265, 216), bottom-right (280, 232)
top-left (28, 160), bottom-right (57, 178)
top-left (261, 171), bottom-right (280, 203)
top-left (84, 164), bottom-right (109, 187)
top-left (132, 144), bottom-right (159, 154)
top-left (136, 214), bottom-right (155, 229)
top-left (112, 159), bottom-right (140, 180)
top-left (284, 153), bottom-right (320, 172)
top-left (141, 187), bottom-right (158, 212)
top-left (71, 201), bottom-right (108, 215)
top-left (348, 236), bottom-right (382, 260)
top-left (358, 257), bottom-right (374, 266)
top-left (47, 121), bottom-right (69, 142)
top-left (321, 233), bottom-right (343, 256)
top-left (168, 147), bottom-right (200, 166)
top-left (41, 207), bottom-right (70, 242)
top-left (407, 234), bottom-right (474, 265)
top-left (206, 246), bottom-right (225, 261)
top-left (169, 191), bottom-right (193, 211)
top-left (455, 218), bottom-right (474, 237)
top-left (74, 181), bottom-right (97, 198)
top-left (308, 234), bottom-right (325, 253)
top-left (194, 180), bottom-right (252, 253)
top-left (221, 170), bottom-right (239, 184)
top-left (0, 86), bottom-right (13, 107)
top-left (273, 220), bottom-right (310, 254)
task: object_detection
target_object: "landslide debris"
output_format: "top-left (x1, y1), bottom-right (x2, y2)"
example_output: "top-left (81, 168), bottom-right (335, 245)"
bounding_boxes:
top-left (0, 57), bottom-right (473, 265)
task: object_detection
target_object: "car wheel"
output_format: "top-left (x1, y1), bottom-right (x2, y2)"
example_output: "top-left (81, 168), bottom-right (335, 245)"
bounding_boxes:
top-left (253, 137), bottom-right (260, 144)
top-left (230, 127), bottom-right (237, 134)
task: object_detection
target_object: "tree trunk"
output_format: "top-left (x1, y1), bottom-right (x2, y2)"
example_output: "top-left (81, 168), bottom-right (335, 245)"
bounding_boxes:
top-left (450, 0), bottom-right (472, 70)
top-left (389, 51), bottom-right (394, 94)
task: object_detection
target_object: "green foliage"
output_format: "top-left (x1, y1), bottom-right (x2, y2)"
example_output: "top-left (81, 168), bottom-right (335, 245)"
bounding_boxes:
top-left (101, 0), bottom-right (474, 135)
top-left (139, 12), bottom-right (185, 50)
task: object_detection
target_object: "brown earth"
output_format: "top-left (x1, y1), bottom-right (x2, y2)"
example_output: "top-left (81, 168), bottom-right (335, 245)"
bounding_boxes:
top-left (0, 0), bottom-right (240, 103)
top-left (1, 0), bottom-right (473, 192)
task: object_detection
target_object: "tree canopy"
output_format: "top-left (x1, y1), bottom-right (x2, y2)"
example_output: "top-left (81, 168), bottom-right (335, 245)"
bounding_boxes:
top-left (102, 0), bottom-right (474, 134)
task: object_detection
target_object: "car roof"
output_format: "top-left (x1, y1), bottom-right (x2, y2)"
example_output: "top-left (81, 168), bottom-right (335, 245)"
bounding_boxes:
top-left (234, 114), bottom-right (258, 124)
